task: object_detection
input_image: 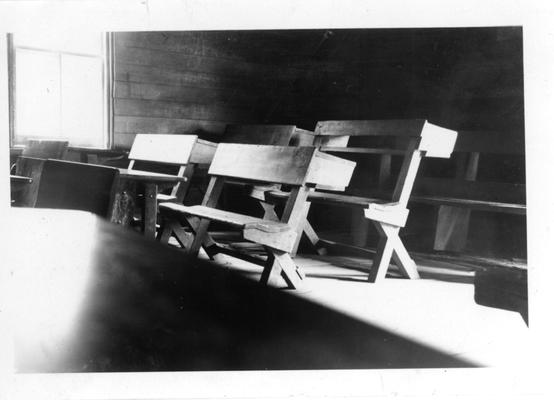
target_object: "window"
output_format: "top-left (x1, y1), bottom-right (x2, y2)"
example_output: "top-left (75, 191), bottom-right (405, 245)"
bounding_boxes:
top-left (9, 32), bottom-right (112, 148)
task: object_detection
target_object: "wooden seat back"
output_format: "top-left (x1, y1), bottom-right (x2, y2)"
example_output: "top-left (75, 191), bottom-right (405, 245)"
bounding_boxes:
top-left (35, 159), bottom-right (119, 218)
top-left (314, 120), bottom-right (457, 207)
top-left (128, 134), bottom-right (199, 166)
top-left (208, 144), bottom-right (356, 191)
top-left (314, 119), bottom-right (457, 158)
top-left (222, 124), bottom-right (316, 147)
top-left (128, 134), bottom-right (217, 202)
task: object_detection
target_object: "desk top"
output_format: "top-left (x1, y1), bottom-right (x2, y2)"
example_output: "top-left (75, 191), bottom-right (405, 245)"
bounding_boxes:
top-left (4, 208), bottom-right (471, 372)
top-left (118, 168), bottom-right (186, 183)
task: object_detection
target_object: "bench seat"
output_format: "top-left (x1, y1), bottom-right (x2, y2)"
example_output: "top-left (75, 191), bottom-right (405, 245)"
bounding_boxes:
top-left (159, 203), bottom-right (297, 252)
top-left (409, 195), bottom-right (526, 215)
top-left (267, 190), bottom-right (410, 227)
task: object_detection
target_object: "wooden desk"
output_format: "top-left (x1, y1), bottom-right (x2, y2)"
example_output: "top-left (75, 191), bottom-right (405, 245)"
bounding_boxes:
top-left (115, 169), bottom-right (186, 238)
top-left (4, 208), bottom-right (473, 372)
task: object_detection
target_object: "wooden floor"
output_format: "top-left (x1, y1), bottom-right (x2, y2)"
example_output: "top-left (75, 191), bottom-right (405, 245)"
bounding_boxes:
top-left (190, 239), bottom-right (530, 368)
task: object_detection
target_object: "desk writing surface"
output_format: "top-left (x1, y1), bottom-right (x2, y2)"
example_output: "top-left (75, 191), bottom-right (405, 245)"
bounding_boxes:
top-left (4, 209), bottom-right (472, 372)
top-left (118, 168), bottom-right (186, 183)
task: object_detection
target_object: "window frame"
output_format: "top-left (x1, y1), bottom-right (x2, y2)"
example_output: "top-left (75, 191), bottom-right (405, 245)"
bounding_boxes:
top-left (7, 32), bottom-right (114, 149)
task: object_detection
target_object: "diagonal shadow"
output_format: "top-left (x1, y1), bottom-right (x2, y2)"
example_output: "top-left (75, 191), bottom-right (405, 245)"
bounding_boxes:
top-left (13, 221), bottom-right (479, 372)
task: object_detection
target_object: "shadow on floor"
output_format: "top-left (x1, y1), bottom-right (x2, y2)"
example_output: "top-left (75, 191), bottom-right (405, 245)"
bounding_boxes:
top-left (14, 229), bottom-right (479, 372)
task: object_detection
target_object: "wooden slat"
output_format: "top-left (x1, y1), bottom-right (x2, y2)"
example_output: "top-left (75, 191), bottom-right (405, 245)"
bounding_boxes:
top-left (128, 134), bottom-right (198, 165)
top-left (190, 139), bottom-right (217, 165)
top-left (307, 151), bottom-right (357, 191)
top-left (114, 98), bottom-right (253, 123)
top-left (268, 188), bottom-right (525, 217)
top-left (209, 144), bottom-right (317, 186)
top-left (222, 124), bottom-right (296, 146)
top-left (115, 62), bottom-right (270, 92)
top-left (320, 147), bottom-right (405, 155)
top-left (267, 189), bottom-right (386, 209)
top-left (315, 120), bottom-right (457, 158)
top-left (114, 44), bottom-right (305, 83)
top-left (114, 81), bottom-right (260, 106)
top-left (114, 116), bottom-right (227, 137)
top-left (117, 168), bottom-right (186, 183)
top-left (410, 195), bottom-right (526, 214)
top-left (414, 177), bottom-right (526, 205)
top-left (315, 119), bottom-right (427, 137)
top-left (209, 144), bottom-right (356, 189)
top-left (160, 203), bottom-right (289, 231)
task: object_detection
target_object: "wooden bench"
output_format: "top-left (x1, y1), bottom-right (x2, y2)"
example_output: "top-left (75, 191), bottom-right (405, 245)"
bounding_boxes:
top-left (219, 124), bottom-right (316, 221)
top-left (157, 144), bottom-right (356, 290)
top-left (268, 119), bottom-right (458, 282)
top-left (114, 134), bottom-right (217, 235)
top-left (127, 134), bottom-right (217, 204)
top-left (409, 130), bottom-right (526, 252)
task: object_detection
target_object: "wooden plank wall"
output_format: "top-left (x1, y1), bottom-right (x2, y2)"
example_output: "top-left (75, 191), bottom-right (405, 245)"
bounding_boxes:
top-left (113, 28), bottom-right (524, 148)
top-left (112, 31), bottom-right (313, 148)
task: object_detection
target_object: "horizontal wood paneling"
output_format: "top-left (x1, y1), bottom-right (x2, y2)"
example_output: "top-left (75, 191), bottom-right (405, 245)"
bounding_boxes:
top-left (114, 116), bottom-right (227, 141)
top-left (115, 63), bottom-right (270, 92)
top-left (115, 98), bottom-right (256, 122)
top-left (113, 31), bottom-right (311, 147)
top-left (113, 28), bottom-right (523, 147)
top-left (114, 81), bottom-right (261, 106)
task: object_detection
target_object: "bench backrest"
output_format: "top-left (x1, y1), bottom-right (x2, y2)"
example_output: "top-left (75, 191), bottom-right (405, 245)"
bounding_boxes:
top-left (314, 119), bottom-right (457, 158)
top-left (222, 124), bottom-right (316, 147)
top-left (222, 124), bottom-right (295, 146)
top-left (208, 144), bottom-right (356, 190)
top-left (128, 134), bottom-right (217, 201)
top-left (35, 159), bottom-right (119, 218)
top-left (313, 120), bottom-right (458, 207)
top-left (128, 134), bottom-right (198, 165)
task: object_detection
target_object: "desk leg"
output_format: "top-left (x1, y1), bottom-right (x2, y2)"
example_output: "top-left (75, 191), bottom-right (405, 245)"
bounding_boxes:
top-left (143, 183), bottom-right (158, 239)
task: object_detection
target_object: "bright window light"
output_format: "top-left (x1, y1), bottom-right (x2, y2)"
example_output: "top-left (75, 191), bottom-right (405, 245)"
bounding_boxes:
top-left (11, 32), bottom-right (111, 148)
